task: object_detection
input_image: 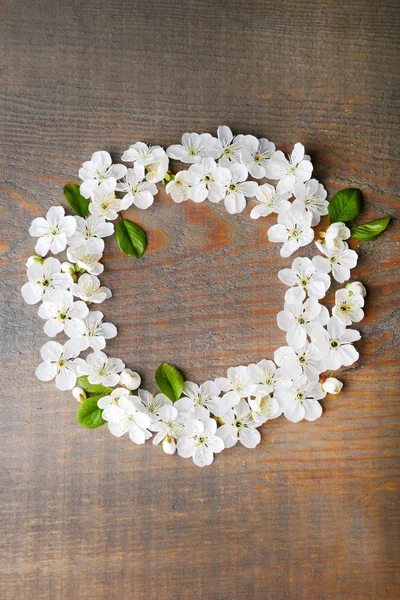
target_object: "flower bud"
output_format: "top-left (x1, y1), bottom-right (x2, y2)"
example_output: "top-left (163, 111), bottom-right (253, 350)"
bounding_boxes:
top-left (322, 377), bottom-right (343, 395)
top-left (162, 438), bottom-right (176, 455)
top-left (346, 281), bottom-right (366, 297)
top-left (72, 386), bottom-right (87, 402)
top-left (119, 368), bottom-right (141, 391)
top-left (26, 255), bottom-right (44, 267)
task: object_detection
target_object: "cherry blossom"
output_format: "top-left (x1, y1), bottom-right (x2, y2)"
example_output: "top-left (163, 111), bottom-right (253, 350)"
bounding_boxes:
top-left (268, 210), bottom-right (314, 257)
top-left (250, 181), bottom-right (291, 219)
top-left (21, 257), bottom-right (71, 305)
top-left (312, 317), bottom-right (361, 370)
top-left (65, 311), bottom-right (117, 352)
top-left (29, 206), bottom-right (76, 256)
top-left (333, 288), bottom-right (364, 325)
top-left (279, 375), bottom-right (325, 423)
top-left (36, 340), bottom-right (85, 391)
top-left (167, 132), bottom-right (220, 163)
top-left (38, 289), bottom-right (89, 337)
top-left (216, 400), bottom-right (261, 449)
top-left (265, 142), bottom-right (313, 193)
top-left (236, 134), bottom-right (275, 178)
top-left (177, 418), bottom-right (224, 467)
top-left (79, 151), bottom-right (127, 199)
top-left (69, 273), bottom-right (111, 303)
top-left (116, 166), bottom-right (158, 209)
top-left (77, 350), bottom-right (125, 387)
top-left (278, 256), bottom-right (331, 304)
top-left (277, 298), bottom-right (329, 349)
top-left (68, 215), bottom-right (114, 253)
top-left (223, 163), bottom-right (258, 214)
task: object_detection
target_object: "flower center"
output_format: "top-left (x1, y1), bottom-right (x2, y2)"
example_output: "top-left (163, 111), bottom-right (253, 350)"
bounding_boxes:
top-left (42, 278), bottom-right (50, 288)
top-left (296, 391), bottom-right (305, 403)
top-left (330, 339), bottom-right (339, 348)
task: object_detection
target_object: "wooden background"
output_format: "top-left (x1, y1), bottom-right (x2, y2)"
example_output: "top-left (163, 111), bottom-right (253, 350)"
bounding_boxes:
top-left (1, 1), bottom-right (399, 598)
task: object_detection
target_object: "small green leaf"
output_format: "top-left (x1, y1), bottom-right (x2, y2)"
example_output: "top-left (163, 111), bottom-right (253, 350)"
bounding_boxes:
top-left (76, 395), bottom-right (106, 429)
top-left (351, 216), bottom-right (391, 241)
top-left (155, 362), bottom-right (185, 402)
top-left (328, 188), bottom-right (362, 223)
top-left (63, 184), bottom-right (90, 217)
top-left (76, 376), bottom-right (113, 396)
top-left (116, 218), bottom-right (147, 258)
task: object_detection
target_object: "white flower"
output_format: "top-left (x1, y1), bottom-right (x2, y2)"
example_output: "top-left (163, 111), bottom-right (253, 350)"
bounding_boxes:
top-left (29, 206), bottom-right (77, 256)
top-left (121, 142), bottom-right (169, 183)
top-left (26, 255), bottom-right (43, 267)
top-left (102, 396), bottom-right (152, 444)
top-left (277, 298), bottom-right (329, 350)
top-left (223, 163), bottom-right (258, 214)
top-left (72, 386), bottom-right (86, 402)
top-left (215, 366), bottom-right (258, 410)
top-left (177, 418), bottom-right (224, 467)
top-left (186, 158), bottom-right (230, 203)
top-left (166, 171), bottom-right (191, 203)
top-left (312, 317), bottom-right (361, 370)
top-left (274, 342), bottom-right (324, 383)
top-left (97, 387), bottom-right (131, 410)
top-left (213, 125), bottom-right (245, 167)
top-left (119, 368), bottom-right (141, 391)
top-left (174, 380), bottom-right (222, 419)
top-left (291, 179), bottom-right (328, 226)
top-left (68, 215), bottom-right (114, 253)
top-left (166, 132), bottom-right (220, 163)
top-left (36, 340), bottom-right (85, 391)
top-left (250, 181), bottom-right (291, 219)
top-left (79, 151), bottom-right (127, 199)
top-left (116, 166), bottom-right (158, 209)
top-left (313, 243), bottom-right (358, 283)
top-left (144, 150), bottom-right (169, 183)
top-left (21, 257), bottom-right (71, 305)
top-left (322, 377), bottom-right (343, 395)
top-left (278, 256), bottom-right (331, 304)
top-left (65, 311), bottom-right (117, 352)
top-left (268, 210), bottom-right (314, 258)
top-left (249, 394), bottom-right (281, 425)
top-left (70, 273), bottom-right (111, 303)
top-left (151, 405), bottom-right (187, 449)
top-left (280, 375), bottom-right (325, 423)
top-left (89, 180), bottom-right (128, 220)
top-left (247, 359), bottom-right (290, 398)
top-left (77, 350), bottom-right (125, 387)
top-left (216, 399), bottom-right (261, 449)
top-left (333, 288), bottom-right (364, 325)
top-left (324, 222), bottom-right (351, 250)
top-left (67, 242), bottom-right (104, 275)
top-left (237, 134), bottom-right (276, 178)
top-left (347, 281), bottom-right (367, 297)
top-left (38, 289), bottom-right (89, 337)
top-left (132, 389), bottom-right (172, 420)
top-left (122, 142), bottom-right (165, 167)
top-left (265, 143), bottom-right (313, 193)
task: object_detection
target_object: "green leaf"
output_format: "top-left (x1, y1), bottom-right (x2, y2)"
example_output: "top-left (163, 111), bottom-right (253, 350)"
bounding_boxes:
top-left (116, 218), bottom-right (147, 258)
top-left (155, 362), bottom-right (185, 402)
top-left (328, 188), bottom-right (362, 223)
top-left (76, 395), bottom-right (106, 429)
top-left (63, 184), bottom-right (90, 218)
top-left (76, 376), bottom-right (113, 396)
top-left (351, 216), bottom-right (391, 241)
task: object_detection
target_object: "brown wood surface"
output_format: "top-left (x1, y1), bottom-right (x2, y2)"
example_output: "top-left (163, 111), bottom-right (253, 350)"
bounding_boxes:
top-left (1, 1), bottom-right (400, 598)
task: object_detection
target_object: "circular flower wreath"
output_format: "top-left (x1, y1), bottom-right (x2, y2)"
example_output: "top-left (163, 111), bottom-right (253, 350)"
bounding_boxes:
top-left (22, 126), bottom-right (391, 467)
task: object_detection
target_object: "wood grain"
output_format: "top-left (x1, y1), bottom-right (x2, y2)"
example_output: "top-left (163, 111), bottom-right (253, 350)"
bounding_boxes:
top-left (1, 0), bottom-right (400, 598)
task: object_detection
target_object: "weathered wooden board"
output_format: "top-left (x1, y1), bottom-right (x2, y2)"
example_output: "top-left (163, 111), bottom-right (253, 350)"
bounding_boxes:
top-left (1, 0), bottom-right (399, 598)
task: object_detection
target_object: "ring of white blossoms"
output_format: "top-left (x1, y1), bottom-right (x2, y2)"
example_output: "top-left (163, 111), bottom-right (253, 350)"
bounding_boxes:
top-left (23, 126), bottom-right (390, 467)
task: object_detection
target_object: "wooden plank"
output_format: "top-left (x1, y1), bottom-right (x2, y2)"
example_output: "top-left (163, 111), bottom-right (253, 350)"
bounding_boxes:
top-left (1, 0), bottom-right (399, 598)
